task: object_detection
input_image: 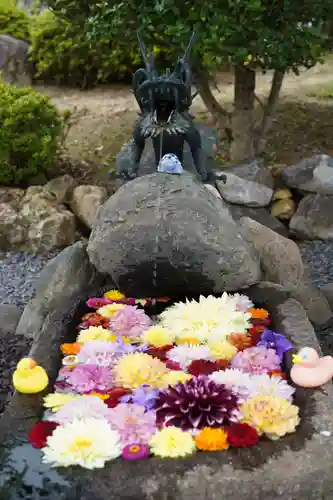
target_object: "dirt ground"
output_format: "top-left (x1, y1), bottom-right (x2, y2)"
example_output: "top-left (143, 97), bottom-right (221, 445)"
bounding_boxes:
top-left (35, 57), bottom-right (333, 184)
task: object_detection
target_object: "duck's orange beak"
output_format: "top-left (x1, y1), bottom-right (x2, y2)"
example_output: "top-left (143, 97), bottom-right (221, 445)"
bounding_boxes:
top-left (292, 354), bottom-right (301, 364)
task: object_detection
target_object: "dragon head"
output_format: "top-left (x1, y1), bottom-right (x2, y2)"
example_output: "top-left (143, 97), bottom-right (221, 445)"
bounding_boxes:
top-left (133, 32), bottom-right (197, 126)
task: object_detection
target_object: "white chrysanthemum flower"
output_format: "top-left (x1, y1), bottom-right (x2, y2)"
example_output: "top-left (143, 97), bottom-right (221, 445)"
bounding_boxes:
top-left (167, 344), bottom-right (213, 369)
top-left (42, 418), bottom-right (122, 469)
top-left (159, 294), bottom-right (252, 343)
top-left (209, 368), bottom-right (253, 400)
top-left (248, 374), bottom-right (295, 402)
top-left (51, 396), bottom-right (112, 425)
top-left (233, 293), bottom-right (254, 312)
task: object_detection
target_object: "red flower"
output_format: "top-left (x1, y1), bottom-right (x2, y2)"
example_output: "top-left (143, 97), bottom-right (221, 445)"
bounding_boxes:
top-left (226, 423), bottom-right (259, 448)
top-left (249, 325), bottom-right (266, 346)
top-left (147, 345), bottom-right (174, 361)
top-left (269, 369), bottom-right (287, 380)
top-left (188, 360), bottom-right (224, 376)
top-left (104, 387), bottom-right (131, 408)
top-left (28, 421), bottom-right (58, 448)
top-left (164, 360), bottom-right (182, 371)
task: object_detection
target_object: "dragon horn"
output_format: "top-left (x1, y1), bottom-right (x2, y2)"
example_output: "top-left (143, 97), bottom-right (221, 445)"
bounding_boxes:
top-left (181, 31), bottom-right (196, 64)
top-left (137, 29), bottom-right (156, 75)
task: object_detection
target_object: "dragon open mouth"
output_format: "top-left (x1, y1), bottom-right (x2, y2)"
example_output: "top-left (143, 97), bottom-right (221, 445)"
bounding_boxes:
top-left (154, 101), bottom-right (176, 125)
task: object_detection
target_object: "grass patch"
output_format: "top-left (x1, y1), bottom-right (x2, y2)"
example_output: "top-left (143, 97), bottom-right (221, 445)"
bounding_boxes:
top-left (307, 84), bottom-right (333, 99)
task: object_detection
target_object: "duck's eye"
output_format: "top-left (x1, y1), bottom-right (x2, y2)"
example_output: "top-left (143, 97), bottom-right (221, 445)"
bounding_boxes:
top-left (302, 354), bottom-right (307, 359)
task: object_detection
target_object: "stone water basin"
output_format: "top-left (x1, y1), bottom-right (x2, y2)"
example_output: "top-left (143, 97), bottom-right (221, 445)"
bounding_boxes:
top-left (0, 283), bottom-right (332, 500)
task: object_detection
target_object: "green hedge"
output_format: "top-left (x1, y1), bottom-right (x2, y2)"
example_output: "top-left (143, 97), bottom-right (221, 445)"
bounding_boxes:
top-left (0, 80), bottom-right (63, 186)
top-left (0, 0), bottom-right (30, 41)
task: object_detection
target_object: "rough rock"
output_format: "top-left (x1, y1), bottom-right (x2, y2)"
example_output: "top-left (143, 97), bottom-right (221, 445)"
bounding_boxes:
top-left (114, 123), bottom-right (219, 188)
top-left (0, 304), bottom-right (22, 336)
top-left (320, 282), bottom-right (333, 310)
top-left (216, 161), bottom-right (274, 207)
top-left (15, 242), bottom-right (105, 339)
top-left (228, 204), bottom-right (289, 237)
top-left (1, 286), bottom-right (333, 500)
top-left (272, 188), bottom-right (293, 200)
top-left (282, 154), bottom-right (333, 194)
top-left (70, 185), bottom-right (108, 229)
top-left (20, 186), bottom-right (76, 252)
top-left (270, 198), bottom-right (296, 220)
top-left (88, 173), bottom-right (261, 297)
top-left (289, 194), bottom-right (333, 240)
top-left (45, 174), bottom-right (77, 204)
top-left (0, 201), bottom-right (27, 248)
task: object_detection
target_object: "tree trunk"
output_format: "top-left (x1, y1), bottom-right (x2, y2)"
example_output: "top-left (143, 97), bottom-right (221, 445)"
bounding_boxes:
top-left (194, 67), bottom-right (231, 128)
top-left (254, 70), bottom-right (285, 154)
top-left (230, 65), bottom-right (256, 163)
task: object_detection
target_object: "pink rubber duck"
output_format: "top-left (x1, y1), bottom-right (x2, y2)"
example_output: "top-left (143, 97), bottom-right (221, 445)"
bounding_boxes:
top-left (290, 347), bottom-right (333, 388)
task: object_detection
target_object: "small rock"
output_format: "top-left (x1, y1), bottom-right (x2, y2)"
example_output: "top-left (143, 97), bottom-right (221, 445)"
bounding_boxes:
top-left (270, 198), bottom-right (296, 220)
top-left (0, 187), bottom-right (25, 207)
top-left (0, 304), bottom-right (22, 335)
top-left (216, 172), bottom-right (273, 207)
top-left (228, 204), bottom-right (289, 237)
top-left (320, 283), bottom-right (333, 311)
top-left (45, 174), bottom-right (77, 204)
top-left (282, 154), bottom-right (333, 194)
top-left (240, 217), bottom-right (304, 286)
top-left (289, 194), bottom-right (333, 240)
top-left (70, 185), bottom-right (108, 229)
top-left (0, 202), bottom-right (26, 248)
top-left (272, 188), bottom-right (293, 200)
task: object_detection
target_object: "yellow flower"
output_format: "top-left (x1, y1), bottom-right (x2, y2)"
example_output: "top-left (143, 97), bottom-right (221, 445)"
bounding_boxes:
top-left (113, 352), bottom-right (168, 389)
top-left (195, 427), bottom-right (229, 451)
top-left (208, 340), bottom-right (238, 361)
top-left (104, 289), bottom-right (125, 301)
top-left (85, 393), bottom-right (110, 401)
top-left (97, 303), bottom-right (125, 318)
top-left (240, 395), bottom-right (300, 440)
top-left (163, 371), bottom-right (192, 387)
top-left (77, 326), bottom-right (116, 343)
top-left (176, 337), bottom-right (201, 345)
top-left (149, 427), bottom-right (196, 458)
top-left (141, 326), bottom-right (175, 347)
top-left (43, 393), bottom-right (77, 412)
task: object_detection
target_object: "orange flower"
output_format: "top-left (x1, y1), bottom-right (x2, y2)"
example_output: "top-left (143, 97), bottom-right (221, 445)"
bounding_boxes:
top-left (269, 370), bottom-right (287, 380)
top-left (195, 427), bottom-right (229, 451)
top-left (61, 343), bottom-right (82, 355)
top-left (176, 338), bottom-right (201, 345)
top-left (228, 333), bottom-right (252, 351)
top-left (248, 308), bottom-right (269, 319)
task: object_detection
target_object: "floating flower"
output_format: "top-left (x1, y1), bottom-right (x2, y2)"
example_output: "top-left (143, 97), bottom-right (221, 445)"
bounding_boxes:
top-left (226, 423), bottom-right (259, 447)
top-left (43, 393), bottom-right (77, 412)
top-left (149, 427), bottom-right (196, 458)
top-left (28, 421), bottom-right (58, 449)
top-left (269, 369), bottom-right (287, 379)
top-left (147, 345), bottom-right (174, 361)
top-left (97, 303), bottom-right (126, 318)
top-left (51, 396), bottom-right (112, 425)
top-left (208, 340), bottom-right (238, 361)
top-left (209, 369), bottom-right (253, 400)
top-left (187, 360), bottom-right (223, 376)
top-left (164, 360), bottom-right (182, 371)
top-left (257, 330), bottom-right (293, 360)
top-left (42, 418), bottom-right (122, 468)
top-left (228, 333), bottom-right (252, 351)
top-left (107, 403), bottom-right (156, 445)
top-left (104, 387), bottom-right (131, 408)
top-left (195, 427), bottom-right (229, 451)
top-left (163, 370), bottom-right (192, 386)
top-left (87, 297), bottom-right (112, 309)
top-left (113, 352), bottom-right (168, 389)
top-left (77, 340), bottom-right (122, 367)
top-left (176, 337), bottom-right (201, 345)
top-left (159, 294), bottom-right (252, 343)
top-left (109, 306), bottom-right (152, 339)
top-left (249, 373), bottom-right (295, 402)
top-left (249, 326), bottom-right (266, 346)
top-left (77, 326), bottom-right (115, 344)
top-left (233, 293), bottom-right (254, 312)
top-left (167, 344), bottom-right (213, 370)
top-left (248, 308), bottom-right (269, 319)
top-left (141, 326), bottom-right (175, 347)
top-left (240, 395), bottom-right (300, 440)
top-left (231, 346), bottom-right (281, 374)
top-left (66, 364), bottom-right (113, 393)
top-left (61, 343), bottom-right (81, 356)
top-left (120, 385), bottom-right (159, 411)
top-left (104, 289), bottom-right (125, 301)
top-left (156, 376), bottom-right (239, 430)
top-left (122, 443), bottom-right (150, 460)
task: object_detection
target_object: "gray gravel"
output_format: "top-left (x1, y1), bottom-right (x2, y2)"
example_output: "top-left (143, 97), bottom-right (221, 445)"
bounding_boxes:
top-left (0, 250), bottom-right (61, 310)
top-left (298, 240), bottom-right (333, 287)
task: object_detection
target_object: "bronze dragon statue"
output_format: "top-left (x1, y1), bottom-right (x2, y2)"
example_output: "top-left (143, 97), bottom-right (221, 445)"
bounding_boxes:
top-left (117, 31), bottom-right (225, 183)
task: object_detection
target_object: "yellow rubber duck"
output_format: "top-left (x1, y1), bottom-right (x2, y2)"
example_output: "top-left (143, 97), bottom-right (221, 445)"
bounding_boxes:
top-left (13, 358), bottom-right (49, 394)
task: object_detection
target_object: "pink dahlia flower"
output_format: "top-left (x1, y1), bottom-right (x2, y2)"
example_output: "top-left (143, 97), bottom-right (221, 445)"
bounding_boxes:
top-left (107, 403), bottom-right (156, 445)
top-left (52, 396), bottom-right (112, 425)
top-left (230, 346), bottom-right (280, 374)
top-left (65, 364), bottom-right (113, 393)
top-left (109, 306), bottom-right (152, 338)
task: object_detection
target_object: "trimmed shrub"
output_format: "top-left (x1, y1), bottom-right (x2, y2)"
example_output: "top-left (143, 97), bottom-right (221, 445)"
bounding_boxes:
top-left (0, 80), bottom-right (63, 186)
top-left (0, 0), bottom-right (31, 41)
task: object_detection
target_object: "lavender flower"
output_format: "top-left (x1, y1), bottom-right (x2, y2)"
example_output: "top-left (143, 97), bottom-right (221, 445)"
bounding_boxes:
top-left (120, 385), bottom-right (159, 411)
top-left (109, 306), bottom-right (152, 339)
top-left (257, 330), bottom-right (293, 361)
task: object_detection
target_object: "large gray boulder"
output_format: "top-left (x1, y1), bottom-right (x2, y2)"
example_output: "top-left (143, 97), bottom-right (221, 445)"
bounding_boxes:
top-left (87, 173), bottom-right (261, 297)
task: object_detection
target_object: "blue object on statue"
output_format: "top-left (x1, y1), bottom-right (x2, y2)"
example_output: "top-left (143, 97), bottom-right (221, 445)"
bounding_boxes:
top-left (157, 154), bottom-right (184, 174)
